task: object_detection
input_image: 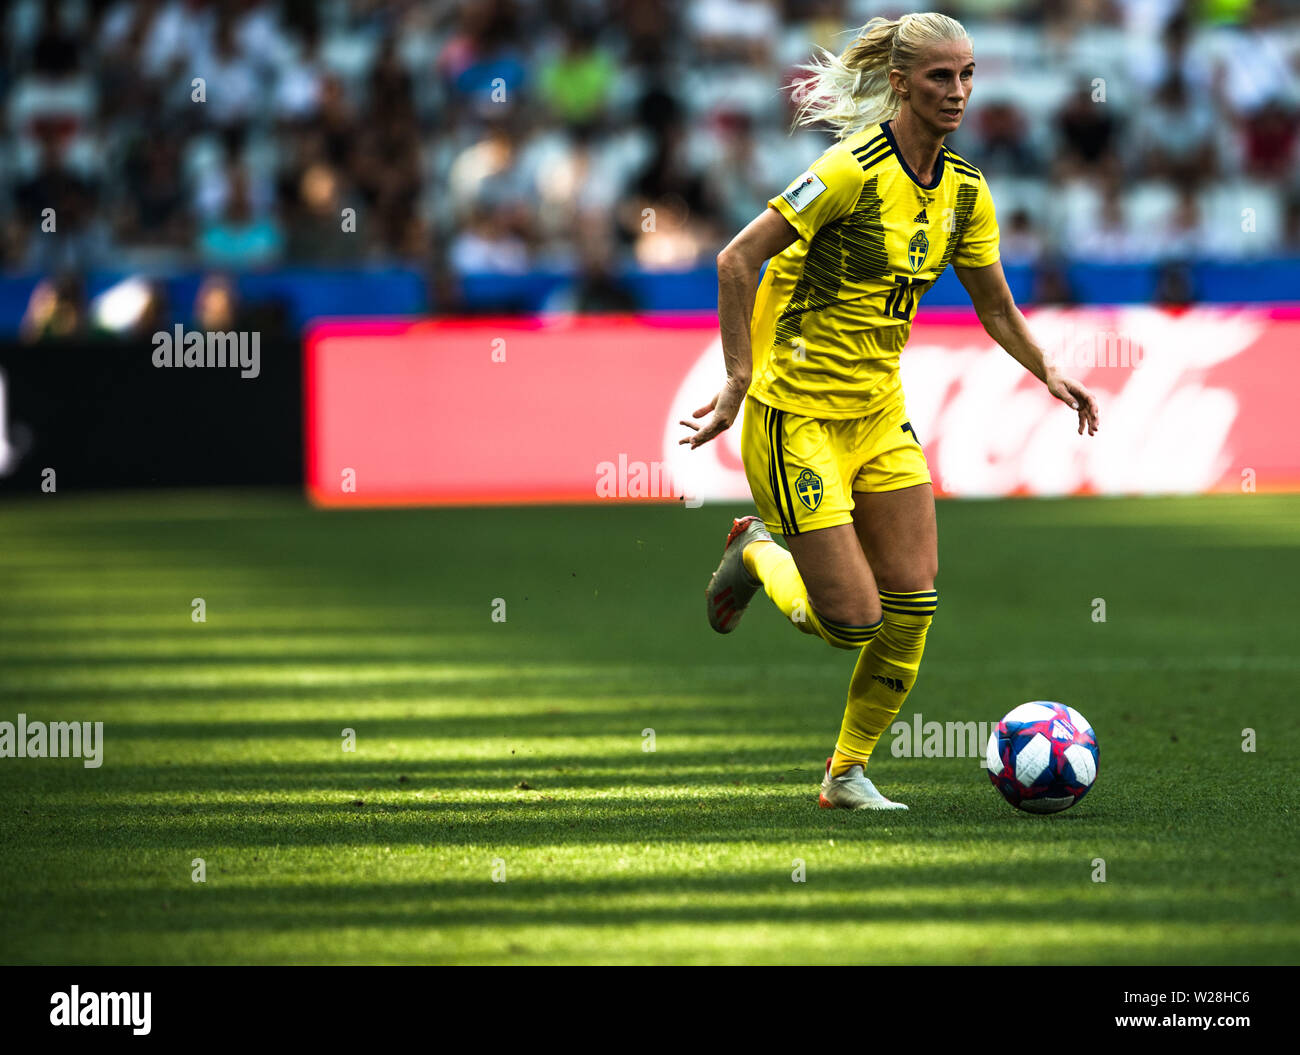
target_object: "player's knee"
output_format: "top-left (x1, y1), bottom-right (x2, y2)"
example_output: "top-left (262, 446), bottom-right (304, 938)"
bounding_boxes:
top-left (876, 561), bottom-right (937, 593)
top-left (809, 594), bottom-right (883, 650)
top-left (808, 589), bottom-right (881, 628)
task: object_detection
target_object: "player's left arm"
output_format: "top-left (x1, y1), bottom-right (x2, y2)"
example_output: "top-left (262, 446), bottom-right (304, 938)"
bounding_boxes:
top-left (949, 176), bottom-right (1098, 436)
top-left (955, 260), bottom-right (1099, 437)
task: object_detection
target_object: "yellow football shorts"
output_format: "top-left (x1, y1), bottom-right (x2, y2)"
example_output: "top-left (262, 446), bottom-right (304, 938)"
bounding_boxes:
top-left (740, 394), bottom-right (931, 536)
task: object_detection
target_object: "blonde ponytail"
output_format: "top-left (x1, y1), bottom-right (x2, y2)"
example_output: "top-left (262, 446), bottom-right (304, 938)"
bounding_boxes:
top-left (792, 13), bottom-right (970, 139)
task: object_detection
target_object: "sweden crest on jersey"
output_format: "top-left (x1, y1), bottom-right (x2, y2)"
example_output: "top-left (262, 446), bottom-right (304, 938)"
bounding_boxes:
top-left (795, 468), bottom-right (823, 510)
top-left (908, 229), bottom-right (929, 273)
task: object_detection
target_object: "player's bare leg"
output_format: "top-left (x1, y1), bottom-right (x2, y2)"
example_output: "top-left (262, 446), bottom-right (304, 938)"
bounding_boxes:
top-left (780, 523), bottom-right (882, 630)
top-left (851, 483), bottom-right (938, 597)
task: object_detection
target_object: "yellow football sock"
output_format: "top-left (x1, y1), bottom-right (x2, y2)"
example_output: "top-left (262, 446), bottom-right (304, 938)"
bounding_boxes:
top-left (832, 589), bottom-right (937, 773)
top-left (743, 540), bottom-right (882, 651)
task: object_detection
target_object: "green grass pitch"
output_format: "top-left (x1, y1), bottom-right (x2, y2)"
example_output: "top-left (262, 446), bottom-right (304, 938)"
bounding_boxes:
top-left (0, 490), bottom-right (1296, 965)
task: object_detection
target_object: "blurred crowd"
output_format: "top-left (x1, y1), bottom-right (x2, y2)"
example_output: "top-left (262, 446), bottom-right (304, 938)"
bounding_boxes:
top-left (4, 0), bottom-right (1300, 326)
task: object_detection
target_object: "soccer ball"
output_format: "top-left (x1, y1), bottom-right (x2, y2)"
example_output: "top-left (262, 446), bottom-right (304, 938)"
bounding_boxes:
top-left (986, 701), bottom-right (1099, 814)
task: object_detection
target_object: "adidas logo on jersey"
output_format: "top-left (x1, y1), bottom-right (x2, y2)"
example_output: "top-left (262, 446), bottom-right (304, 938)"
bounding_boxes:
top-left (912, 207), bottom-right (929, 224)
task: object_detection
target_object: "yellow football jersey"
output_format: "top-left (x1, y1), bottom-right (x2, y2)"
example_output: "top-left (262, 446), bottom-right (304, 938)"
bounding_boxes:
top-left (748, 119), bottom-right (1000, 419)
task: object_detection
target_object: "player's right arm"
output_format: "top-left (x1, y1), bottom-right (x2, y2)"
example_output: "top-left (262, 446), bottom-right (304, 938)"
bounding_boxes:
top-left (679, 209), bottom-right (797, 449)
top-left (681, 146), bottom-right (864, 449)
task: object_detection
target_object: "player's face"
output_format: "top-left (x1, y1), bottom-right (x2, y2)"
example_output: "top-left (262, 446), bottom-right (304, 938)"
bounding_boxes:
top-left (907, 42), bottom-right (975, 134)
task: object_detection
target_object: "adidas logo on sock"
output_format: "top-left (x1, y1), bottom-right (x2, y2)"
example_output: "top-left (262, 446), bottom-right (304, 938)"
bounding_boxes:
top-left (872, 674), bottom-right (906, 692)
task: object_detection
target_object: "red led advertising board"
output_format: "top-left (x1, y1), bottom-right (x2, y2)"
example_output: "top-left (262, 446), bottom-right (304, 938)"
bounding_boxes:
top-left (306, 308), bottom-right (1299, 507)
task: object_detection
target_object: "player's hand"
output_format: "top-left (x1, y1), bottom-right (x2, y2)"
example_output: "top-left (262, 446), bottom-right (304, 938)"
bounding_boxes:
top-left (679, 377), bottom-right (749, 449)
top-left (1046, 370), bottom-right (1100, 436)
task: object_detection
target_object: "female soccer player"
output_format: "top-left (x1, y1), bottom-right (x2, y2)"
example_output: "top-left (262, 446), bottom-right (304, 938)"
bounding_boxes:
top-left (681, 12), bottom-right (1100, 810)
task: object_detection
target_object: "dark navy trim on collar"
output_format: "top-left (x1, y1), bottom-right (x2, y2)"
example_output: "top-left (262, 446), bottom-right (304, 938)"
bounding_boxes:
top-left (880, 119), bottom-right (945, 190)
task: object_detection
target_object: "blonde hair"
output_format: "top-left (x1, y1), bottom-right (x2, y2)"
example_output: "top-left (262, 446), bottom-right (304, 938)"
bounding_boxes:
top-left (792, 13), bottom-right (970, 139)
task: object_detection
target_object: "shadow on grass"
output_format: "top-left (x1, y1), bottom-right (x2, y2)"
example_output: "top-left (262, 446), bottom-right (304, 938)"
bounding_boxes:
top-left (15, 707), bottom-right (824, 741)
top-left (0, 661), bottom-right (845, 704)
top-left (0, 867), bottom-right (1279, 940)
top-left (1, 769), bottom-right (1113, 854)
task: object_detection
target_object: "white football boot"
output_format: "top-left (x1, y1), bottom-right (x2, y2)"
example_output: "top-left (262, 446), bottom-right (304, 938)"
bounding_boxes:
top-left (705, 515), bottom-right (772, 633)
top-left (818, 756), bottom-right (909, 810)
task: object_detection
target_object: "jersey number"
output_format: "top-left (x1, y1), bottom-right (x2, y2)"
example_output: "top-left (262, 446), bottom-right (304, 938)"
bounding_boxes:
top-left (883, 275), bottom-right (925, 322)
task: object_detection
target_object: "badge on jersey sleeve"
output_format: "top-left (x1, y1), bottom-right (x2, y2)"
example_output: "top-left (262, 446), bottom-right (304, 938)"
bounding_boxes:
top-left (781, 172), bottom-right (828, 214)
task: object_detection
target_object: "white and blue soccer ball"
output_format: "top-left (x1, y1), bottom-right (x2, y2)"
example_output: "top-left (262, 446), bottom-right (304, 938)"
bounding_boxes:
top-left (986, 701), bottom-right (1099, 814)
